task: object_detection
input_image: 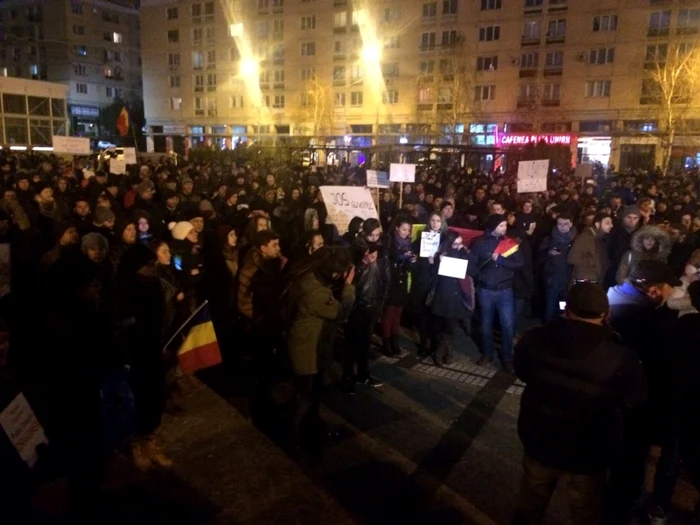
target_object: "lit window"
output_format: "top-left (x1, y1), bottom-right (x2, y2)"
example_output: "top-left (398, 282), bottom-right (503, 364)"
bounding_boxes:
top-left (76, 83), bottom-right (88, 94)
top-left (170, 97), bottom-right (182, 110)
top-left (113, 32), bottom-right (123, 43)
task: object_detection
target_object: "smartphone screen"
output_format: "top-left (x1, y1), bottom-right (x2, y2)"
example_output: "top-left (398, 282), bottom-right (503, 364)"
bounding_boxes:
top-left (559, 301), bottom-right (566, 310)
top-left (173, 255), bottom-right (183, 271)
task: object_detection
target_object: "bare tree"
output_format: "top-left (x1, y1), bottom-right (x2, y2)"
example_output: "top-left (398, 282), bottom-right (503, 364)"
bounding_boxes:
top-left (416, 41), bottom-right (477, 145)
top-left (293, 77), bottom-right (332, 143)
top-left (644, 40), bottom-right (700, 173)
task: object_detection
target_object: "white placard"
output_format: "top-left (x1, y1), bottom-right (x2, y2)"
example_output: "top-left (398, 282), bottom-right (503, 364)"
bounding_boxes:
top-left (575, 163), bottom-right (593, 180)
top-left (438, 256), bottom-right (469, 279)
top-left (389, 163), bottom-right (416, 183)
top-left (320, 186), bottom-right (379, 235)
top-left (366, 170), bottom-right (389, 189)
top-left (517, 159), bottom-right (549, 193)
top-left (110, 158), bottom-right (126, 175)
top-left (146, 136), bottom-right (155, 153)
top-left (52, 135), bottom-right (90, 155)
top-left (122, 147), bottom-right (137, 165)
top-left (420, 231), bottom-right (441, 258)
top-left (0, 393), bottom-right (49, 468)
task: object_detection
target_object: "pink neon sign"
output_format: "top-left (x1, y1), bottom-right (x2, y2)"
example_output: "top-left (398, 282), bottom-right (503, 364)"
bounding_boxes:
top-left (499, 134), bottom-right (573, 146)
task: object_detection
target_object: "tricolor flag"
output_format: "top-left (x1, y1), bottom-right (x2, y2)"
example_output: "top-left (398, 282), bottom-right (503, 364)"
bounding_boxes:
top-left (116, 107), bottom-right (129, 137)
top-left (175, 303), bottom-right (222, 374)
top-left (494, 237), bottom-right (520, 258)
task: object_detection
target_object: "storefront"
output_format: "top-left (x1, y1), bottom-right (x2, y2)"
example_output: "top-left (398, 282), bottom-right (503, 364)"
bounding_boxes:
top-left (577, 137), bottom-right (612, 166)
top-left (496, 133), bottom-right (577, 169)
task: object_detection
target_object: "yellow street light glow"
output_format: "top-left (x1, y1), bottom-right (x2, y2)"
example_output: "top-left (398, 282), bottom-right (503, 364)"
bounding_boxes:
top-left (229, 23), bottom-right (243, 37)
top-left (239, 58), bottom-right (259, 78)
top-left (362, 43), bottom-right (381, 63)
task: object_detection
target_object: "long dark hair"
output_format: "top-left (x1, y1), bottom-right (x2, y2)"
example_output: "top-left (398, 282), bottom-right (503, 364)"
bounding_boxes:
top-left (288, 245), bottom-right (352, 286)
top-left (436, 230), bottom-right (461, 258)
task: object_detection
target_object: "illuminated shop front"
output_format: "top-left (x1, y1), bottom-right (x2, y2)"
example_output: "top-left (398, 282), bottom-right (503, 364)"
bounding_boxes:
top-left (577, 137), bottom-right (612, 166)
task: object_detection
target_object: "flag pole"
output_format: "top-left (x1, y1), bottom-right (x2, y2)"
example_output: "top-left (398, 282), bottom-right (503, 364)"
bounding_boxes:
top-left (163, 300), bottom-right (209, 351)
top-left (128, 108), bottom-right (140, 163)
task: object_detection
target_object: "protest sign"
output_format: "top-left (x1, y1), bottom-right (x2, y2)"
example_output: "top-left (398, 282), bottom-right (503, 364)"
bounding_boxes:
top-left (320, 186), bottom-right (379, 234)
top-left (110, 158), bottom-right (126, 175)
top-left (517, 159), bottom-right (549, 193)
top-left (52, 136), bottom-right (90, 155)
top-left (0, 393), bottom-right (48, 468)
top-left (438, 257), bottom-right (469, 279)
top-left (420, 231), bottom-right (441, 258)
top-left (389, 163), bottom-right (416, 183)
top-left (122, 147), bottom-right (138, 165)
top-left (575, 163), bottom-right (593, 182)
top-left (366, 170), bottom-right (389, 188)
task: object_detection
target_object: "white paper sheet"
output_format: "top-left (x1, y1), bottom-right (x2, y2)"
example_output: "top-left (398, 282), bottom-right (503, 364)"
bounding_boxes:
top-left (420, 231), bottom-right (441, 258)
top-left (438, 256), bottom-right (468, 279)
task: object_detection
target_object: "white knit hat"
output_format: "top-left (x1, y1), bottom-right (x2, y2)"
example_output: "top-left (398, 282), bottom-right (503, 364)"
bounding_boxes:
top-left (169, 221), bottom-right (194, 241)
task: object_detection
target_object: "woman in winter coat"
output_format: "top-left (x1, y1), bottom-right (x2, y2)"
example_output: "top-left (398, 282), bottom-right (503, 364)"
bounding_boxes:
top-left (410, 212), bottom-right (445, 356)
top-left (616, 225), bottom-right (671, 284)
top-left (429, 230), bottom-right (472, 366)
top-left (381, 215), bottom-right (416, 356)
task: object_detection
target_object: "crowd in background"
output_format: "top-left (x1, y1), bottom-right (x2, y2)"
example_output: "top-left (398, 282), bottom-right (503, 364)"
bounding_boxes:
top-left (0, 149), bottom-right (699, 523)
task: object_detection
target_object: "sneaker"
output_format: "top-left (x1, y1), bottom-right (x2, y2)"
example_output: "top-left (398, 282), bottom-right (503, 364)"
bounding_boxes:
top-left (476, 355), bottom-right (493, 367)
top-left (340, 377), bottom-right (357, 396)
top-left (357, 376), bottom-right (384, 388)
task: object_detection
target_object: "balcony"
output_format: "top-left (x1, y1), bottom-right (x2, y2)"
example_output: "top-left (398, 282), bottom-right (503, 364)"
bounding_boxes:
top-left (273, 82), bottom-right (284, 89)
top-left (195, 109), bottom-right (204, 116)
top-left (207, 86), bottom-right (216, 92)
top-left (543, 65), bottom-right (563, 76)
top-left (437, 103), bottom-right (453, 110)
top-left (677, 26), bottom-right (699, 35)
top-left (333, 26), bottom-right (347, 34)
top-left (548, 1), bottom-right (567, 13)
top-left (334, 0), bottom-right (347, 5)
top-left (194, 86), bottom-right (203, 93)
top-left (545, 34), bottom-right (565, 44)
top-left (519, 67), bottom-right (537, 78)
top-left (334, 53), bottom-right (346, 61)
top-left (517, 99), bottom-right (536, 108)
top-left (644, 60), bottom-right (664, 70)
top-left (420, 45), bottom-right (437, 52)
top-left (521, 37), bottom-right (540, 46)
top-left (541, 99), bottom-right (560, 106)
top-left (416, 103), bottom-right (433, 111)
top-left (207, 108), bottom-right (217, 116)
top-left (647, 27), bottom-right (670, 37)
top-left (332, 79), bottom-right (346, 87)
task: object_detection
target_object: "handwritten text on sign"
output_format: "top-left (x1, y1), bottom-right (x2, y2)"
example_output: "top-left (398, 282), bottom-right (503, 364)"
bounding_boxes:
top-left (320, 186), bottom-right (379, 234)
top-left (389, 163), bottom-right (416, 183)
top-left (0, 393), bottom-right (49, 468)
top-left (517, 159), bottom-right (549, 194)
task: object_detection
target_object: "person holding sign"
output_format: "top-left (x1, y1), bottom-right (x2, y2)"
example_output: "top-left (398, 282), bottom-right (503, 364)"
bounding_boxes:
top-left (382, 217), bottom-right (417, 356)
top-left (427, 231), bottom-right (472, 366)
top-left (467, 214), bottom-right (524, 373)
top-left (411, 212), bottom-right (444, 357)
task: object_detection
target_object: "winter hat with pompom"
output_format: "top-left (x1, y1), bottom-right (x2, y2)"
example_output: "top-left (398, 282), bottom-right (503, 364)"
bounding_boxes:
top-left (169, 221), bottom-right (194, 241)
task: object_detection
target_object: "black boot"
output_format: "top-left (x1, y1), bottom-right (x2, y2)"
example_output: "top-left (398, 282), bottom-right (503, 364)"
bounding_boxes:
top-left (443, 341), bottom-right (454, 366)
top-left (390, 335), bottom-right (401, 356)
top-left (382, 338), bottom-right (393, 356)
top-left (431, 341), bottom-right (443, 366)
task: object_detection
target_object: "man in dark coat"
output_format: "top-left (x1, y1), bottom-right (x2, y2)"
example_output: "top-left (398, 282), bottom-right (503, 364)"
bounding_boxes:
top-left (538, 213), bottom-right (577, 322)
top-left (513, 283), bottom-right (646, 525)
top-left (606, 260), bottom-right (680, 524)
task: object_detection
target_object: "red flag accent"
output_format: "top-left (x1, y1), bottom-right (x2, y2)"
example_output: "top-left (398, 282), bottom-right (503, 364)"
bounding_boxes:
top-left (116, 107), bottom-right (129, 137)
top-left (494, 237), bottom-right (520, 257)
top-left (447, 227), bottom-right (483, 248)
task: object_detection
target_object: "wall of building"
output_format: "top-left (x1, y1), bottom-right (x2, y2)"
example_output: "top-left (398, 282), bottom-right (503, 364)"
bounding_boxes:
top-left (140, 0), bottom-right (700, 169)
top-left (0, 0), bottom-right (142, 137)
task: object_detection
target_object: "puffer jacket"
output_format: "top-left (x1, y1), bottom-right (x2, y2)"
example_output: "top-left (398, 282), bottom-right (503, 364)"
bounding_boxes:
top-left (616, 225), bottom-right (671, 284)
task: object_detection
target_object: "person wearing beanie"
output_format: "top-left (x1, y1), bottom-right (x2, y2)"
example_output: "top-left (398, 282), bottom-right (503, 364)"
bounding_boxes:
top-left (168, 221), bottom-right (194, 241)
top-left (81, 232), bottom-right (109, 263)
top-left (607, 206), bottom-right (641, 288)
top-left (162, 189), bottom-right (181, 225)
top-left (467, 214), bottom-right (524, 372)
top-left (39, 222), bottom-right (80, 269)
top-left (512, 282), bottom-right (646, 525)
top-left (179, 177), bottom-right (200, 205)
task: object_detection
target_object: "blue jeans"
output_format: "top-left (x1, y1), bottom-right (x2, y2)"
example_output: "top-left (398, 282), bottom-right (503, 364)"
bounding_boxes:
top-left (544, 280), bottom-right (568, 324)
top-left (477, 288), bottom-right (515, 362)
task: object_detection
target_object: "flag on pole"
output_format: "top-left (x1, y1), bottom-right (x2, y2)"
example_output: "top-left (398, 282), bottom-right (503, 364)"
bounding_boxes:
top-left (116, 107), bottom-right (129, 137)
top-left (494, 237), bottom-right (520, 258)
top-left (177, 304), bottom-right (222, 374)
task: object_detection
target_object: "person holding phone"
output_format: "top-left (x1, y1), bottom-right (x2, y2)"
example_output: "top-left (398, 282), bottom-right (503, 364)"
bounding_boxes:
top-left (538, 214), bottom-right (577, 322)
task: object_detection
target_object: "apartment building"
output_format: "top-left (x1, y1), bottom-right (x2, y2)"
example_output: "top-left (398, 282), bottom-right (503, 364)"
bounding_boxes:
top-left (140, 0), bottom-right (700, 171)
top-left (0, 0), bottom-right (142, 137)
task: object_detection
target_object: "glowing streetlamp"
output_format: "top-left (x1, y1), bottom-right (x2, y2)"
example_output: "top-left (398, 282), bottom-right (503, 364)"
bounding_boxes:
top-left (361, 43), bottom-right (382, 64)
top-left (239, 58), bottom-right (259, 78)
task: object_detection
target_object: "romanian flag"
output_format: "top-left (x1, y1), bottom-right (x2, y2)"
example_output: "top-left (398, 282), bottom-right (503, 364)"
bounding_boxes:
top-left (494, 237), bottom-right (520, 258)
top-left (177, 304), bottom-right (222, 374)
top-left (116, 107), bottom-right (129, 137)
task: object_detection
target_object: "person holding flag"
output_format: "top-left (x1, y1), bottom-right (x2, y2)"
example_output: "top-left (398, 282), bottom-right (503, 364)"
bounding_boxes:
top-left (467, 214), bottom-right (524, 373)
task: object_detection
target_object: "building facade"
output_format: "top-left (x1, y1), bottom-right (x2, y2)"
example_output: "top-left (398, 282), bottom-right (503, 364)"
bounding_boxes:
top-left (0, 0), bottom-right (142, 137)
top-left (0, 77), bottom-right (69, 148)
top-left (140, 0), bottom-right (700, 171)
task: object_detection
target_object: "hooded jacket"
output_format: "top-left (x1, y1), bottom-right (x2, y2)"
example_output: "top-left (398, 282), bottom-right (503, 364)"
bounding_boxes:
top-left (615, 225), bottom-right (671, 284)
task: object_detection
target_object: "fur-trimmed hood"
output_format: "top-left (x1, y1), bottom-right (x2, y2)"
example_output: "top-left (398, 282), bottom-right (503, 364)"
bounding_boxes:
top-left (630, 225), bottom-right (671, 260)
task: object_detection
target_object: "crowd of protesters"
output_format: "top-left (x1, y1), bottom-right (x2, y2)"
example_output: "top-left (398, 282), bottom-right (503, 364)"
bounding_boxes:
top-left (0, 149), bottom-right (699, 524)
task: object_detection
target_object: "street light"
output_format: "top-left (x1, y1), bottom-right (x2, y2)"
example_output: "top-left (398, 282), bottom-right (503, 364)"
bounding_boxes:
top-left (361, 43), bottom-right (381, 64)
top-left (239, 58), bottom-right (259, 78)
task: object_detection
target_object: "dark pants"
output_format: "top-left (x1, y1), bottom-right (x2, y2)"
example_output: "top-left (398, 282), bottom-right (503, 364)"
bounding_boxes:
top-left (513, 454), bottom-right (605, 525)
top-left (432, 316), bottom-right (458, 349)
top-left (293, 373), bottom-right (322, 455)
top-left (543, 279), bottom-right (567, 324)
top-left (344, 305), bottom-right (379, 381)
top-left (477, 288), bottom-right (515, 362)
